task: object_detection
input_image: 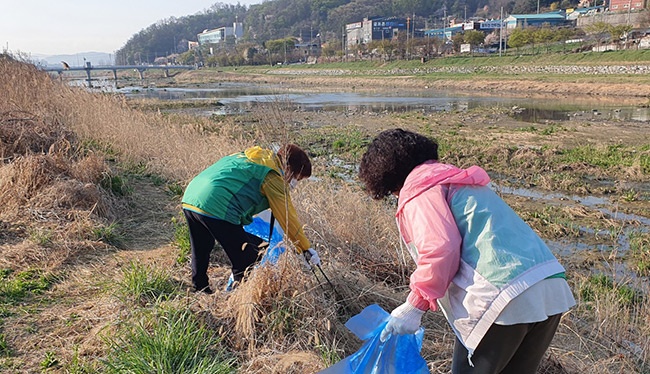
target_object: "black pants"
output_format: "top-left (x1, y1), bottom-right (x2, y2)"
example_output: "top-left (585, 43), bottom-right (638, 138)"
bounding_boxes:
top-left (451, 313), bottom-right (562, 374)
top-left (183, 209), bottom-right (265, 290)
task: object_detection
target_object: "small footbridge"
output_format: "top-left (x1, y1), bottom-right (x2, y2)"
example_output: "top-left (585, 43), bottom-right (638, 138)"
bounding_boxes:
top-left (43, 62), bottom-right (195, 87)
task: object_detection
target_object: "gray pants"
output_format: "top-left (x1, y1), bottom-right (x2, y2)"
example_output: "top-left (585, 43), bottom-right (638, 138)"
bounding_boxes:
top-left (452, 313), bottom-right (562, 374)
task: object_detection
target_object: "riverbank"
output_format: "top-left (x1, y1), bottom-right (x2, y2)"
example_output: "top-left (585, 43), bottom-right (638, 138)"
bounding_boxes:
top-left (2, 57), bottom-right (649, 373)
top-left (173, 63), bottom-right (650, 104)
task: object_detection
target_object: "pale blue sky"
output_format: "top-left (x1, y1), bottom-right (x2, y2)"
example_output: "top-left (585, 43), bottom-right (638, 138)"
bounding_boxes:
top-left (1, 0), bottom-right (262, 56)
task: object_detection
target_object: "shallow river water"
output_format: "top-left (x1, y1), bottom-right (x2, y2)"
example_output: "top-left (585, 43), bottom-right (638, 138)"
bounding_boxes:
top-left (112, 81), bottom-right (650, 123)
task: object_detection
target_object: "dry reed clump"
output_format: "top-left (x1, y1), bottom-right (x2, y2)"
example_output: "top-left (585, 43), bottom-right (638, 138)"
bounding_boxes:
top-left (0, 147), bottom-right (119, 271)
top-left (0, 111), bottom-right (76, 160)
top-left (202, 248), bottom-right (409, 373)
top-left (623, 149), bottom-right (650, 179)
top-left (199, 253), bottom-right (359, 373)
top-left (0, 70), bottom-right (126, 271)
top-left (0, 137), bottom-right (116, 224)
top-left (0, 54), bottom-right (68, 118)
top-left (45, 83), bottom-right (251, 182)
top-left (219, 255), bottom-right (336, 349)
top-left (2, 56), bottom-right (249, 185)
top-left (509, 147), bottom-right (549, 170)
top-left (293, 180), bottom-right (411, 287)
top-left (556, 273), bottom-right (650, 373)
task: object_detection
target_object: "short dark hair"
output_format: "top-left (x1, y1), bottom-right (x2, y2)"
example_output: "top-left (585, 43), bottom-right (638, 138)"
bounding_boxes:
top-left (278, 144), bottom-right (312, 179)
top-left (358, 129), bottom-right (438, 199)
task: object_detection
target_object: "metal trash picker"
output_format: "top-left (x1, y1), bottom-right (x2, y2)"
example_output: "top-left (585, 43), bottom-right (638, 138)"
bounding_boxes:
top-left (303, 248), bottom-right (344, 302)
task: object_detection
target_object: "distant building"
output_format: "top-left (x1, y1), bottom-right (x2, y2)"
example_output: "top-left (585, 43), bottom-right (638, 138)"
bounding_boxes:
top-left (566, 6), bottom-right (605, 20)
top-left (197, 22), bottom-right (244, 46)
top-left (295, 41), bottom-right (321, 58)
top-left (504, 11), bottom-right (570, 29)
top-left (424, 25), bottom-right (464, 40)
top-left (610, 0), bottom-right (644, 11)
top-left (461, 21), bottom-right (483, 30)
top-left (345, 17), bottom-right (410, 47)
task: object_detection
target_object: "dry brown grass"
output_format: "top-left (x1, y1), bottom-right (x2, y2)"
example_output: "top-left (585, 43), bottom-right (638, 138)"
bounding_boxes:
top-left (2, 56), bottom-right (249, 183)
top-left (1, 55), bottom-right (649, 373)
top-left (294, 181), bottom-right (411, 287)
top-left (0, 109), bottom-right (119, 272)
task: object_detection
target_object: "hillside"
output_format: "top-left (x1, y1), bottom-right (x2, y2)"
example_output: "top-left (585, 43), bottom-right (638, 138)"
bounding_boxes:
top-left (115, 0), bottom-right (580, 64)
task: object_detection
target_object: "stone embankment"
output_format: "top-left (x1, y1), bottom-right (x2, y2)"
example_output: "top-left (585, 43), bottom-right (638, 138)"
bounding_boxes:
top-left (267, 64), bottom-right (650, 76)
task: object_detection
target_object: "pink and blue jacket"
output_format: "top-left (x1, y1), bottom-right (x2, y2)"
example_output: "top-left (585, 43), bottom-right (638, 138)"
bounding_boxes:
top-left (397, 161), bottom-right (566, 359)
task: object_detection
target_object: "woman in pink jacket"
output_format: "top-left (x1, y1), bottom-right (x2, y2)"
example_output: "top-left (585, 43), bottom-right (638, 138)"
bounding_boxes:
top-left (358, 129), bottom-right (575, 373)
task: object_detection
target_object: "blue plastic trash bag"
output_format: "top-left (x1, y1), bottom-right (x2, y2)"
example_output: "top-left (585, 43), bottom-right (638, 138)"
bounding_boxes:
top-left (319, 304), bottom-right (429, 374)
top-left (243, 210), bottom-right (286, 266)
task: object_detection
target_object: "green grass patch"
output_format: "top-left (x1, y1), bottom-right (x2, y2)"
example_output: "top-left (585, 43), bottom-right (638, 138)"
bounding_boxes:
top-left (115, 261), bottom-right (179, 305)
top-left (100, 173), bottom-right (132, 196)
top-left (80, 139), bottom-right (119, 160)
top-left (518, 206), bottom-right (582, 239)
top-left (167, 182), bottom-right (184, 198)
top-left (629, 232), bottom-right (650, 276)
top-left (102, 306), bottom-right (235, 373)
top-left (91, 222), bottom-right (124, 247)
top-left (316, 344), bottom-right (343, 369)
top-left (580, 273), bottom-right (644, 307)
top-left (0, 269), bottom-right (55, 303)
top-left (0, 333), bottom-right (10, 356)
top-left (171, 214), bottom-right (191, 265)
top-left (40, 351), bottom-right (59, 371)
top-left (329, 129), bottom-right (370, 158)
top-left (63, 346), bottom-right (94, 374)
top-left (0, 306), bottom-right (11, 318)
top-left (28, 228), bottom-right (54, 247)
top-left (559, 144), bottom-right (650, 173)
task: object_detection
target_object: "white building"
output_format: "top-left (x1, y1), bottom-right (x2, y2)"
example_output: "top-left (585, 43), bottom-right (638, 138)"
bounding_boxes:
top-left (197, 22), bottom-right (244, 45)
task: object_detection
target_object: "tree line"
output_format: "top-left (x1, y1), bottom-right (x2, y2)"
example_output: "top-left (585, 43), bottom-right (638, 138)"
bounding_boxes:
top-left (115, 0), bottom-right (580, 65)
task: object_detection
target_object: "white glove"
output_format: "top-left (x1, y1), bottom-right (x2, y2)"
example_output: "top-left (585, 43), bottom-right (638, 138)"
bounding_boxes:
top-left (305, 248), bottom-right (321, 267)
top-left (379, 301), bottom-right (426, 342)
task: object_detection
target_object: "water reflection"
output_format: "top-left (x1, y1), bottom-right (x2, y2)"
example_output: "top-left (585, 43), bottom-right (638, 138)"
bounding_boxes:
top-left (512, 107), bottom-right (650, 123)
top-left (494, 181), bottom-right (649, 288)
top-left (104, 81), bottom-right (650, 123)
top-left (496, 184), bottom-right (650, 227)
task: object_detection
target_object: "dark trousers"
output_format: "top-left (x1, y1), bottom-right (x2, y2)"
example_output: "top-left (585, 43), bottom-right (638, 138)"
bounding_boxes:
top-left (183, 209), bottom-right (264, 290)
top-left (451, 313), bottom-right (562, 374)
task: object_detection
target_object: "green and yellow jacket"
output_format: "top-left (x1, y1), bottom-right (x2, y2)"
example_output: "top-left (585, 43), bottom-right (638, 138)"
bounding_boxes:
top-left (182, 146), bottom-right (310, 252)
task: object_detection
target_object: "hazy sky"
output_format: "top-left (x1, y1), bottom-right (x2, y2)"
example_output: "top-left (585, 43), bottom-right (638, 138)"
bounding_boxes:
top-left (1, 0), bottom-right (262, 57)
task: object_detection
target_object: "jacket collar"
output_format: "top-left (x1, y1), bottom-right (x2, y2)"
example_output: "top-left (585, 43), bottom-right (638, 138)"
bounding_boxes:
top-left (396, 161), bottom-right (490, 215)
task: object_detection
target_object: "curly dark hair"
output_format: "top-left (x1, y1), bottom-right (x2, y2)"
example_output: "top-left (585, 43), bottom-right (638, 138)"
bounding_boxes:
top-left (358, 129), bottom-right (438, 199)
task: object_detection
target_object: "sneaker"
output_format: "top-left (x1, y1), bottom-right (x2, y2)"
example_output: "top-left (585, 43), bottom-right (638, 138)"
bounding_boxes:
top-left (193, 286), bottom-right (214, 294)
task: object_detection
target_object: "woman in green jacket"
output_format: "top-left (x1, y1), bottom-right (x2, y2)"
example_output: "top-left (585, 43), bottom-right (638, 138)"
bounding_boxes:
top-left (182, 144), bottom-right (320, 293)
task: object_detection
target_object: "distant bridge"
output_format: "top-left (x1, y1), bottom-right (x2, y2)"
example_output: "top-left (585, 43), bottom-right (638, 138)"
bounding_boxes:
top-left (43, 62), bottom-right (195, 87)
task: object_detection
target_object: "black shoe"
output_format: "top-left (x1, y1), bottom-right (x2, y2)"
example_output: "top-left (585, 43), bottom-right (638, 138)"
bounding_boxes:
top-left (193, 286), bottom-right (214, 294)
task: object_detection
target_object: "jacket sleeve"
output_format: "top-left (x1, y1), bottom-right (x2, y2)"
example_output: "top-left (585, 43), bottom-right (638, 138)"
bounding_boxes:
top-left (261, 172), bottom-right (311, 252)
top-left (402, 186), bottom-right (462, 311)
